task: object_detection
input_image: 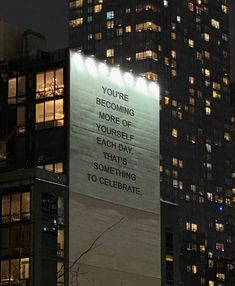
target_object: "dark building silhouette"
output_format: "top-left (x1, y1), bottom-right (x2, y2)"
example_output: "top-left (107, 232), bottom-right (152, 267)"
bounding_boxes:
top-left (69, 0), bottom-right (234, 285)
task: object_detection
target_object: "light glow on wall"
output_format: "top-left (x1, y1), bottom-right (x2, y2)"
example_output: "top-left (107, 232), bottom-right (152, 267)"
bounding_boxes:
top-left (71, 51), bottom-right (160, 100)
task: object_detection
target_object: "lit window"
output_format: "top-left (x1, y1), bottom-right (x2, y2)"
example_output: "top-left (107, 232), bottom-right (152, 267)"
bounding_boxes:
top-left (106, 48), bottom-right (114, 57)
top-left (205, 107), bottom-right (211, 115)
top-left (172, 128), bottom-right (178, 138)
top-left (224, 132), bottom-right (231, 141)
top-left (200, 245), bottom-right (205, 253)
top-left (164, 0), bottom-right (168, 7)
top-left (177, 16), bottom-right (181, 23)
top-left (136, 22), bottom-right (161, 32)
top-left (204, 68), bottom-right (210, 77)
top-left (188, 39), bottom-right (194, 48)
top-left (69, 0), bottom-right (83, 9)
top-left (8, 76), bottom-right (26, 104)
top-left (207, 192), bottom-right (213, 201)
top-left (209, 280), bottom-right (214, 286)
top-left (36, 99), bottom-right (64, 129)
top-left (1, 192), bottom-right (30, 223)
top-left (36, 68), bottom-right (64, 99)
top-left (136, 50), bottom-right (158, 61)
top-left (171, 50), bottom-right (176, 59)
top-left (188, 2), bottom-right (194, 11)
top-left (221, 4), bottom-right (228, 13)
top-left (171, 32), bottom-right (176, 40)
top-left (216, 243), bottom-right (225, 252)
top-left (166, 255), bottom-right (173, 262)
top-left (107, 20), bottom-right (114, 29)
top-left (215, 223), bottom-right (224, 232)
top-left (125, 25), bottom-right (131, 33)
top-left (69, 17), bottom-right (83, 27)
top-left (211, 19), bottom-right (220, 29)
top-left (189, 76), bottom-right (195, 84)
top-left (216, 273), bottom-right (225, 281)
top-left (191, 223), bottom-right (198, 232)
top-left (204, 33), bottom-right (210, 42)
top-left (192, 265), bottom-right (198, 274)
top-left (223, 76), bottom-right (229, 85)
top-left (139, 72), bottom-right (158, 81)
top-left (106, 11), bottom-right (114, 19)
top-left (208, 260), bottom-right (214, 268)
top-left (94, 4), bottom-right (102, 13)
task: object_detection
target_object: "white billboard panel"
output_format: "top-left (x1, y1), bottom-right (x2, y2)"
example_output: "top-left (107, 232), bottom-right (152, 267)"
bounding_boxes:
top-left (70, 51), bottom-right (160, 213)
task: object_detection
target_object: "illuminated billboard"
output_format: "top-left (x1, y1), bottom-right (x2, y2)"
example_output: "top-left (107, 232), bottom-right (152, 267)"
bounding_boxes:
top-left (70, 51), bottom-right (160, 213)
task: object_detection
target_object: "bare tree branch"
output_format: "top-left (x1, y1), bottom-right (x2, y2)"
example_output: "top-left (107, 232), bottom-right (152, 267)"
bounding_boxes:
top-left (57, 217), bottom-right (125, 280)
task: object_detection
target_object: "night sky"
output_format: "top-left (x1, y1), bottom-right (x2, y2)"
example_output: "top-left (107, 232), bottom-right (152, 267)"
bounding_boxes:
top-left (0, 0), bottom-right (68, 51)
top-left (0, 1), bottom-right (234, 81)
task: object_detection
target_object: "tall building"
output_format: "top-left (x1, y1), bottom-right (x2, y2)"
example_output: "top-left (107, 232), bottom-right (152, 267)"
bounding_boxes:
top-left (0, 47), bottom-right (69, 286)
top-left (69, 0), bottom-right (234, 285)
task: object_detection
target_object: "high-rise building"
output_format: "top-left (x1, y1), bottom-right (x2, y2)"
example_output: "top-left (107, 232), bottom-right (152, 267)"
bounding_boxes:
top-left (69, 0), bottom-right (234, 285)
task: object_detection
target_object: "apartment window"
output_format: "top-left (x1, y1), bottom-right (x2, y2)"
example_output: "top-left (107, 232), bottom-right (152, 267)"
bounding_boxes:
top-left (136, 22), bottom-right (161, 32)
top-left (204, 33), bottom-right (210, 42)
top-left (125, 25), bottom-right (131, 33)
top-left (211, 19), bottom-right (220, 29)
top-left (106, 11), bottom-right (114, 19)
top-left (57, 229), bottom-right (65, 257)
top-left (36, 68), bottom-right (64, 99)
top-left (136, 50), bottom-right (158, 61)
top-left (1, 192), bottom-right (30, 223)
top-left (221, 4), bottom-right (228, 13)
top-left (192, 265), bottom-right (198, 274)
top-left (94, 32), bottom-right (102, 40)
top-left (38, 162), bottom-right (63, 174)
top-left (186, 222), bottom-right (198, 232)
top-left (215, 223), bottom-right (224, 232)
top-left (139, 72), bottom-right (158, 81)
top-left (69, 17), bottom-right (83, 27)
top-left (171, 50), bottom-right (176, 59)
top-left (94, 4), bottom-right (102, 12)
top-left (69, 0), bottom-right (83, 9)
top-left (200, 245), bottom-right (205, 253)
top-left (216, 243), bottom-right (224, 252)
top-left (8, 76), bottom-right (26, 104)
top-left (188, 3), bottom-right (194, 11)
top-left (208, 281), bottom-right (214, 286)
top-left (216, 273), bottom-right (225, 281)
top-left (35, 99), bottom-right (64, 129)
top-left (172, 128), bottom-right (178, 138)
top-left (188, 39), bottom-right (194, 48)
top-left (106, 49), bottom-right (114, 57)
top-left (171, 32), bottom-right (176, 40)
top-left (208, 259), bottom-right (214, 268)
top-left (205, 107), bottom-right (211, 115)
top-left (204, 69), bottom-right (210, 77)
top-left (0, 258), bottom-right (30, 284)
top-left (189, 76), bottom-right (195, 84)
top-left (107, 20), bottom-right (114, 29)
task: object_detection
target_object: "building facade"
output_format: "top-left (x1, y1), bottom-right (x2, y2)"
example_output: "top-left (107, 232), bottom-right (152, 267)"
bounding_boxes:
top-left (69, 0), bottom-right (234, 285)
top-left (0, 50), bottom-right (69, 286)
